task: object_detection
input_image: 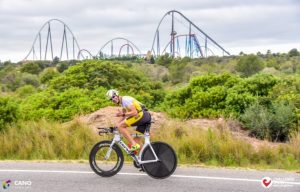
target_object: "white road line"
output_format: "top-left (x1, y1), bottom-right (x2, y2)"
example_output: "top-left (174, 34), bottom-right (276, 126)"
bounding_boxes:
top-left (0, 170), bottom-right (94, 174)
top-left (0, 169), bottom-right (299, 185)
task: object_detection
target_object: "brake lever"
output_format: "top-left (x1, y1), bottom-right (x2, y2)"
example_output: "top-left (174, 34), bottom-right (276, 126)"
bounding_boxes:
top-left (97, 127), bottom-right (108, 135)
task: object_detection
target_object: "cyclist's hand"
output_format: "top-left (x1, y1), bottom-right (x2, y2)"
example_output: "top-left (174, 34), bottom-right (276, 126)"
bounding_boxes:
top-left (116, 109), bottom-right (124, 117)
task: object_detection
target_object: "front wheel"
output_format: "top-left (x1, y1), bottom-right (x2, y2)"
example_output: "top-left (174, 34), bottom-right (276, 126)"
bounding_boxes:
top-left (89, 140), bottom-right (124, 177)
top-left (141, 142), bottom-right (177, 179)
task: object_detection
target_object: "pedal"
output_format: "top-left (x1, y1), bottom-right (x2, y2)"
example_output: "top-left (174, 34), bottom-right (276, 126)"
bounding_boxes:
top-left (133, 161), bottom-right (141, 169)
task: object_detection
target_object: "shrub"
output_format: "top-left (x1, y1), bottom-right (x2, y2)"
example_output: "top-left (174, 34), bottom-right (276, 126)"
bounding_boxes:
top-left (51, 60), bottom-right (148, 90)
top-left (1, 71), bottom-right (23, 91)
top-left (15, 85), bottom-right (37, 98)
top-left (21, 73), bottom-right (39, 87)
top-left (161, 73), bottom-right (279, 119)
top-left (235, 55), bottom-right (265, 77)
top-left (0, 96), bottom-right (19, 131)
top-left (269, 102), bottom-right (297, 141)
top-left (288, 48), bottom-right (300, 57)
top-left (49, 60), bottom-right (164, 108)
top-left (40, 68), bottom-right (60, 84)
top-left (240, 102), bottom-right (271, 139)
top-left (20, 62), bottom-right (42, 74)
top-left (155, 53), bottom-right (173, 66)
top-left (57, 61), bottom-right (72, 73)
top-left (244, 74), bottom-right (278, 96)
top-left (241, 101), bottom-right (297, 141)
top-left (168, 57), bottom-right (192, 83)
top-left (20, 87), bottom-right (110, 121)
top-left (1, 71), bottom-right (39, 91)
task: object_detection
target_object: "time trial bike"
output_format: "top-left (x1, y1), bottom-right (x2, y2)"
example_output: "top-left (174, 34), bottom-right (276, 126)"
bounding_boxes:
top-left (89, 122), bottom-right (177, 179)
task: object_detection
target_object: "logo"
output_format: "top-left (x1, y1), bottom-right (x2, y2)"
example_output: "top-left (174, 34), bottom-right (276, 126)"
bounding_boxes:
top-left (14, 180), bottom-right (32, 186)
top-left (261, 177), bottom-right (272, 188)
top-left (2, 180), bottom-right (11, 189)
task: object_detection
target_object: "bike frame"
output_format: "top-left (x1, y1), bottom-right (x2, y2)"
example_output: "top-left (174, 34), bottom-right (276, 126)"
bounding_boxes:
top-left (107, 129), bottom-right (159, 165)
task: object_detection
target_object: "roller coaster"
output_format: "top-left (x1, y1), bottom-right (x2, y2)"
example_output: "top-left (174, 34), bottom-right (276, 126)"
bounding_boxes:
top-left (151, 10), bottom-right (230, 58)
top-left (23, 10), bottom-right (230, 61)
top-left (24, 19), bottom-right (87, 61)
top-left (96, 37), bottom-right (142, 59)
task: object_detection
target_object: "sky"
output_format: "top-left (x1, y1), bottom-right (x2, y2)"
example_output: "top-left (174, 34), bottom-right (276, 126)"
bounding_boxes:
top-left (0, 0), bottom-right (300, 62)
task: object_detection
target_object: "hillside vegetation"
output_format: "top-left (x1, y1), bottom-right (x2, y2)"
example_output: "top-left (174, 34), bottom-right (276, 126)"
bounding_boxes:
top-left (0, 49), bottom-right (300, 169)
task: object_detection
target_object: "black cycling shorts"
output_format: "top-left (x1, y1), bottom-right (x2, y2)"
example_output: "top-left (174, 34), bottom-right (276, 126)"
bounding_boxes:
top-left (131, 111), bottom-right (151, 133)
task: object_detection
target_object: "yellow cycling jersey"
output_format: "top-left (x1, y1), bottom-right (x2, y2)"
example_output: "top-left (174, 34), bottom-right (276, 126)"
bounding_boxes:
top-left (121, 96), bottom-right (143, 112)
top-left (121, 96), bottom-right (144, 126)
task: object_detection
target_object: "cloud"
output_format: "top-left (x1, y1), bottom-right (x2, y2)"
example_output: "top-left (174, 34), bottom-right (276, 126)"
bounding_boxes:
top-left (0, 0), bottom-right (299, 61)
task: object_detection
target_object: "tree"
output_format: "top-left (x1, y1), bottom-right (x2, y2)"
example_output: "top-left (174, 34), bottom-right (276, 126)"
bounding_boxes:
top-left (288, 48), bottom-right (300, 57)
top-left (53, 56), bottom-right (60, 65)
top-left (235, 55), bottom-right (265, 77)
top-left (155, 53), bottom-right (173, 66)
top-left (150, 55), bottom-right (155, 64)
top-left (56, 61), bottom-right (69, 73)
top-left (256, 51), bottom-right (262, 57)
top-left (20, 62), bottom-right (42, 74)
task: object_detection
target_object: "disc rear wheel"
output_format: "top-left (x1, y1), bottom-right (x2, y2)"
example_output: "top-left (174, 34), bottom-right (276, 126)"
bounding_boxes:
top-left (141, 142), bottom-right (177, 179)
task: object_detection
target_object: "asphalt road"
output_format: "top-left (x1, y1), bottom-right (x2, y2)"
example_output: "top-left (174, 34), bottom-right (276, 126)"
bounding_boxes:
top-left (0, 162), bottom-right (299, 192)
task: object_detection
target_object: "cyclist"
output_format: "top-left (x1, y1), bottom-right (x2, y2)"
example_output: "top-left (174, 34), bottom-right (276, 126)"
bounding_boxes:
top-left (106, 89), bottom-right (151, 152)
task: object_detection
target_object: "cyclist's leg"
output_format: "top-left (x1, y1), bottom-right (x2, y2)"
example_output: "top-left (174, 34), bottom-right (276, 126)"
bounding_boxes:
top-left (133, 111), bottom-right (152, 145)
top-left (134, 137), bottom-right (142, 144)
top-left (117, 120), bottom-right (136, 145)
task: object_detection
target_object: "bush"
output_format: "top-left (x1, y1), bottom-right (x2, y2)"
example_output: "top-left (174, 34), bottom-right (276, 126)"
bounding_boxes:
top-left (288, 48), bottom-right (300, 57)
top-left (56, 62), bottom-right (68, 73)
top-left (1, 71), bottom-right (39, 91)
top-left (241, 101), bottom-right (297, 141)
top-left (269, 102), bottom-right (297, 141)
top-left (49, 60), bottom-right (164, 108)
top-left (161, 73), bottom-right (279, 119)
top-left (16, 85), bottom-right (37, 98)
top-left (20, 87), bottom-right (110, 121)
top-left (244, 73), bottom-right (278, 96)
top-left (0, 96), bottom-right (19, 131)
top-left (21, 73), bottom-right (39, 87)
top-left (51, 60), bottom-right (148, 90)
top-left (162, 73), bottom-right (260, 118)
top-left (40, 68), bottom-right (60, 84)
top-left (155, 53), bottom-right (173, 66)
top-left (1, 71), bottom-right (23, 91)
top-left (235, 55), bottom-right (265, 77)
top-left (168, 58), bottom-right (195, 83)
top-left (20, 62), bottom-right (42, 74)
top-left (240, 102), bottom-right (271, 139)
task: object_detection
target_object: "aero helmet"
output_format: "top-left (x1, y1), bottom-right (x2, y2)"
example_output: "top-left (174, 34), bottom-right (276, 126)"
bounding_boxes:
top-left (106, 89), bottom-right (119, 100)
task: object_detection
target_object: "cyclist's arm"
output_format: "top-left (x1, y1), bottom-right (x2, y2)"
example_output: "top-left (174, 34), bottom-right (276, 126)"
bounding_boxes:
top-left (116, 108), bottom-right (125, 117)
top-left (116, 109), bottom-right (126, 123)
top-left (124, 105), bottom-right (138, 117)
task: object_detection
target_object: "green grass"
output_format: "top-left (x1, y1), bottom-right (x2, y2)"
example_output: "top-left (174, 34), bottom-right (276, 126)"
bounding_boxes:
top-left (0, 119), bottom-right (299, 171)
top-left (152, 120), bottom-right (300, 170)
top-left (0, 119), bottom-right (98, 160)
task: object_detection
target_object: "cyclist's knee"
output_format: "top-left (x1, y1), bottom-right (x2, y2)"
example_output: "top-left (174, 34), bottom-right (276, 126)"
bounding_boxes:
top-left (134, 137), bottom-right (142, 145)
top-left (117, 122), bottom-right (127, 130)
